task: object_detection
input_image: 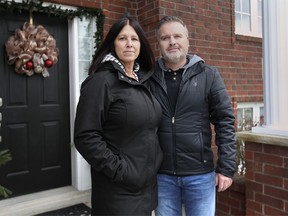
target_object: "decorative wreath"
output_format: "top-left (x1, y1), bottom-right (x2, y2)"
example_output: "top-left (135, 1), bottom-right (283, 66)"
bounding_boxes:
top-left (5, 22), bottom-right (59, 77)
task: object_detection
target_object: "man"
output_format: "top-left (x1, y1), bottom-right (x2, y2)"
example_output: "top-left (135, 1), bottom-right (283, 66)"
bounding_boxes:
top-left (149, 16), bottom-right (236, 216)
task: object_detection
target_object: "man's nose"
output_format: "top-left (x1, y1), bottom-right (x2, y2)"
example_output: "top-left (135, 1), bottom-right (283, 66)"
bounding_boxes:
top-left (169, 37), bottom-right (176, 45)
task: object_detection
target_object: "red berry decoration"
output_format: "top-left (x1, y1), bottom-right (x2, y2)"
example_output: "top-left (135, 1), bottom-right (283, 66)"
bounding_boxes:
top-left (45, 59), bottom-right (53, 68)
top-left (25, 61), bottom-right (33, 70)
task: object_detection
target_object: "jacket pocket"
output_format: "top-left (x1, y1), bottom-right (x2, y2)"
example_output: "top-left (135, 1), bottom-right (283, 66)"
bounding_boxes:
top-left (176, 132), bottom-right (204, 168)
top-left (117, 155), bottom-right (149, 193)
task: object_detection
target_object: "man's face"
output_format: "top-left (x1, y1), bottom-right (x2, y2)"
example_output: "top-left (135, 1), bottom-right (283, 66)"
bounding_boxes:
top-left (158, 21), bottom-right (189, 65)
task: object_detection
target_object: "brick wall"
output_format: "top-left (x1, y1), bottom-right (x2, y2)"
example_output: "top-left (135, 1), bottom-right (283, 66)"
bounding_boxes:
top-left (245, 142), bottom-right (288, 215)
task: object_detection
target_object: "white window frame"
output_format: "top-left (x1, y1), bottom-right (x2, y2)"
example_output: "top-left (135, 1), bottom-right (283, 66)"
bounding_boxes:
top-left (235, 0), bottom-right (262, 38)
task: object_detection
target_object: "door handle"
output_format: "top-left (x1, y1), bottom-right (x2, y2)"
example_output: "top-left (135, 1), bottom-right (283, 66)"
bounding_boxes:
top-left (0, 97), bottom-right (2, 107)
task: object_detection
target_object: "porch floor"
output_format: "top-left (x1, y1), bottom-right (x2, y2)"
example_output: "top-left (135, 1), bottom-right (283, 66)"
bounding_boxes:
top-left (0, 186), bottom-right (91, 216)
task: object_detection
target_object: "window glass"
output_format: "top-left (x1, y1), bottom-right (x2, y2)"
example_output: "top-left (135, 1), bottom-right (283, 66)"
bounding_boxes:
top-left (237, 102), bottom-right (264, 131)
top-left (79, 61), bottom-right (90, 82)
top-left (242, 14), bottom-right (251, 32)
top-left (257, 0), bottom-right (262, 15)
top-left (242, 0), bottom-right (251, 13)
top-left (257, 0), bottom-right (262, 33)
top-left (238, 107), bottom-right (253, 131)
top-left (258, 17), bottom-right (262, 33)
top-left (235, 0), bottom-right (240, 11)
top-left (79, 38), bottom-right (92, 59)
top-left (235, 13), bottom-right (241, 28)
top-left (78, 17), bottom-right (97, 84)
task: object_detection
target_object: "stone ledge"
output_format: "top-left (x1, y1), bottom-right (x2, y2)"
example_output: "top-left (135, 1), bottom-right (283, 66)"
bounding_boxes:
top-left (236, 131), bottom-right (288, 147)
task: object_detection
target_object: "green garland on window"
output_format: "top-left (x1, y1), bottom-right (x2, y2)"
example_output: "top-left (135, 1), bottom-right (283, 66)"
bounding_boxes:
top-left (0, 0), bottom-right (104, 49)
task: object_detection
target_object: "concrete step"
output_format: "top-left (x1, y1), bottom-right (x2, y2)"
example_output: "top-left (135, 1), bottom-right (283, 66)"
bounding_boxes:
top-left (0, 186), bottom-right (91, 216)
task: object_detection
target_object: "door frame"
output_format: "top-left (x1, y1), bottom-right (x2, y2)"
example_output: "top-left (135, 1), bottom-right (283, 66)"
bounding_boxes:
top-left (68, 17), bottom-right (91, 191)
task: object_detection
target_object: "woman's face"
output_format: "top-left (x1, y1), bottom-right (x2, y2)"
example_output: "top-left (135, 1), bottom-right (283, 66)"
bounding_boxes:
top-left (114, 24), bottom-right (140, 66)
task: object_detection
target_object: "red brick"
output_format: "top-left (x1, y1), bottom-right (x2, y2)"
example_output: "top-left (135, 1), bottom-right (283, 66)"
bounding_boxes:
top-left (265, 185), bottom-right (288, 200)
top-left (264, 145), bottom-right (288, 156)
top-left (245, 170), bottom-right (254, 181)
top-left (246, 200), bottom-right (263, 214)
top-left (264, 205), bottom-right (287, 215)
top-left (245, 150), bottom-right (254, 161)
top-left (256, 193), bottom-right (284, 210)
top-left (246, 181), bottom-right (263, 193)
top-left (246, 142), bottom-right (263, 152)
top-left (285, 179), bottom-right (288, 190)
top-left (264, 164), bottom-right (288, 178)
top-left (230, 207), bottom-right (246, 216)
top-left (254, 173), bottom-right (283, 187)
top-left (254, 152), bottom-right (283, 166)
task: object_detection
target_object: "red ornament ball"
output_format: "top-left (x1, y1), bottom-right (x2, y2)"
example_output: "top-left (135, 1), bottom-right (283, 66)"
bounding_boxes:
top-left (25, 61), bottom-right (33, 70)
top-left (45, 59), bottom-right (53, 68)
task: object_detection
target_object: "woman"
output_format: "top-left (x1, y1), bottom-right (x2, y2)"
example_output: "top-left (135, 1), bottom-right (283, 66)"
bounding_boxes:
top-left (74, 16), bottom-right (163, 215)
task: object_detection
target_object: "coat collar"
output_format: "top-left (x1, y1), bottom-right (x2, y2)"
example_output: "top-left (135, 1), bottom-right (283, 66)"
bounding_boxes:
top-left (100, 60), bottom-right (153, 85)
top-left (153, 54), bottom-right (204, 82)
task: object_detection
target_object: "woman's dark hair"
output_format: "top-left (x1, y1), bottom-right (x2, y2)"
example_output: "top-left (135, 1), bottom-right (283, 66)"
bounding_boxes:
top-left (88, 16), bottom-right (155, 75)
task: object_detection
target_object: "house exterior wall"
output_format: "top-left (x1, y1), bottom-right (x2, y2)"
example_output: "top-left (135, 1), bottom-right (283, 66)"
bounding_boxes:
top-left (48, 0), bottom-right (263, 116)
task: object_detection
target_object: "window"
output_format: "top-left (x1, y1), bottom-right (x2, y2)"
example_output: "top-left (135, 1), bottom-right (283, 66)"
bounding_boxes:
top-left (78, 17), bottom-right (97, 84)
top-left (237, 102), bottom-right (264, 131)
top-left (235, 0), bottom-right (262, 37)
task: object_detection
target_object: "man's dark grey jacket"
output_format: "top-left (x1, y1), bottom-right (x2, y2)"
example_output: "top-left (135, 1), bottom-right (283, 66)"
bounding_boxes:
top-left (149, 54), bottom-right (236, 178)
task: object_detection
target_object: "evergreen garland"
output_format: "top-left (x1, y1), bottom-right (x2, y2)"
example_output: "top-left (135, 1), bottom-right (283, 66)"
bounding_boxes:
top-left (0, 0), bottom-right (104, 49)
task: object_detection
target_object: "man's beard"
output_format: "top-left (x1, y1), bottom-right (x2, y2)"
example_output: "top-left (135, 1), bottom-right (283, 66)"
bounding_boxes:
top-left (162, 52), bottom-right (184, 64)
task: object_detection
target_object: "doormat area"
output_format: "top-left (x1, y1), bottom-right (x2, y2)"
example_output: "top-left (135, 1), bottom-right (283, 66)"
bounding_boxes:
top-left (34, 203), bottom-right (91, 216)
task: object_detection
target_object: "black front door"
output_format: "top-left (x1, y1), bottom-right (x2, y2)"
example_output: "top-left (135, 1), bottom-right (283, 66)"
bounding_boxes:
top-left (0, 11), bottom-right (71, 198)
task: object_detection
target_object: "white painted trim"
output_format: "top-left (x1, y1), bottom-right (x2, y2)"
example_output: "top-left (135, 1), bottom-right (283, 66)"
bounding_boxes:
top-left (68, 18), bottom-right (91, 191)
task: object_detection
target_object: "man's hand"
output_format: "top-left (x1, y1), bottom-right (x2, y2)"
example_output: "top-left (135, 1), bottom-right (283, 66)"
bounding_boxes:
top-left (215, 173), bottom-right (233, 192)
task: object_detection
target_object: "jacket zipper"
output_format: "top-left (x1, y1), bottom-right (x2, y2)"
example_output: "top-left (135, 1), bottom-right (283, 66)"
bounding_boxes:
top-left (171, 116), bottom-right (177, 175)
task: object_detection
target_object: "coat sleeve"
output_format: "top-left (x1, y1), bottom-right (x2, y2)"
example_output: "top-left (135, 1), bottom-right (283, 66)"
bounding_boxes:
top-left (209, 68), bottom-right (237, 178)
top-left (74, 74), bottom-right (127, 182)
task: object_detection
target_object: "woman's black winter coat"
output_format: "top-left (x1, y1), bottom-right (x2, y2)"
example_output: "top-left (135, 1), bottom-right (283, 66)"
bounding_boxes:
top-left (149, 55), bottom-right (236, 178)
top-left (74, 63), bottom-right (163, 215)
